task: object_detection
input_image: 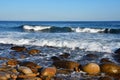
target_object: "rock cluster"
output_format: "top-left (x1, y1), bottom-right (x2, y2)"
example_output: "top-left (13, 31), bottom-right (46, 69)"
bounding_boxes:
top-left (0, 46), bottom-right (120, 80)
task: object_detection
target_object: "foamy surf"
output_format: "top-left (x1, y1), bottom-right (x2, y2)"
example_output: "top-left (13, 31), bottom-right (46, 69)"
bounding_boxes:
top-left (0, 32), bottom-right (120, 53)
top-left (23, 25), bottom-right (51, 31)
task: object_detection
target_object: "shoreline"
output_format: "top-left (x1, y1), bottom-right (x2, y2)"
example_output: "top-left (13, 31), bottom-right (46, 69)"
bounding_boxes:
top-left (0, 43), bottom-right (120, 79)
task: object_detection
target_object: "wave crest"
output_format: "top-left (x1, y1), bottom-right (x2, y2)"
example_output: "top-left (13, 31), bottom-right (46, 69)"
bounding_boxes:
top-left (22, 25), bottom-right (120, 34)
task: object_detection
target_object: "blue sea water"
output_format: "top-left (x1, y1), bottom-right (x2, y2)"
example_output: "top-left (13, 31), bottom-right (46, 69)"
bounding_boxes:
top-left (0, 21), bottom-right (120, 53)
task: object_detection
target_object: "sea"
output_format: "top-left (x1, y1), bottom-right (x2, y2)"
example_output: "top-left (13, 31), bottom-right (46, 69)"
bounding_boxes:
top-left (0, 21), bottom-right (120, 52)
top-left (0, 21), bottom-right (120, 79)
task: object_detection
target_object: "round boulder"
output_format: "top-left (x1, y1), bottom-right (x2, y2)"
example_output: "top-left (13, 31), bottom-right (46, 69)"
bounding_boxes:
top-left (83, 63), bottom-right (100, 75)
top-left (40, 67), bottom-right (56, 79)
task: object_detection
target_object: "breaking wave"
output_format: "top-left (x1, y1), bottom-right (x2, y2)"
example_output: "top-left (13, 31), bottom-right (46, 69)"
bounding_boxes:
top-left (22, 25), bottom-right (120, 34)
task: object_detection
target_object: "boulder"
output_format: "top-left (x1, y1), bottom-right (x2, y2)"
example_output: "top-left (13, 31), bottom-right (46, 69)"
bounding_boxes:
top-left (28, 49), bottom-right (40, 55)
top-left (40, 67), bottom-right (56, 80)
top-left (100, 58), bottom-right (113, 63)
top-left (51, 56), bottom-right (60, 61)
top-left (0, 72), bottom-right (10, 80)
top-left (83, 63), bottom-right (100, 75)
top-left (17, 66), bottom-right (33, 75)
top-left (85, 54), bottom-right (98, 60)
top-left (114, 48), bottom-right (120, 54)
top-left (53, 60), bottom-right (80, 72)
top-left (19, 61), bottom-right (42, 73)
top-left (7, 59), bottom-right (20, 67)
top-left (59, 53), bottom-right (70, 59)
top-left (100, 63), bottom-right (120, 75)
top-left (11, 46), bottom-right (27, 52)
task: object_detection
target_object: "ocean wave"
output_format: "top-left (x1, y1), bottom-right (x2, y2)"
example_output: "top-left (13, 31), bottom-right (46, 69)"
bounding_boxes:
top-left (22, 25), bottom-right (120, 34)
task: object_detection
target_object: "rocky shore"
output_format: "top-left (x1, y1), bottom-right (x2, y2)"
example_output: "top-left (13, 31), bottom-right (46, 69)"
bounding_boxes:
top-left (0, 44), bottom-right (120, 80)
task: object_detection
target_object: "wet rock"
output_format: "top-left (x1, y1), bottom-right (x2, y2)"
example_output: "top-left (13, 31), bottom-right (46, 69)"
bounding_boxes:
top-left (40, 67), bottom-right (56, 80)
top-left (98, 76), bottom-right (112, 80)
top-left (53, 60), bottom-right (80, 72)
top-left (17, 73), bottom-right (38, 79)
top-left (11, 46), bottom-right (27, 52)
top-left (0, 57), bottom-right (9, 60)
top-left (28, 49), bottom-right (40, 55)
top-left (0, 72), bottom-right (10, 80)
top-left (114, 48), bottom-right (120, 54)
top-left (113, 54), bottom-right (120, 63)
top-left (19, 61), bottom-right (42, 73)
top-left (100, 63), bottom-right (120, 75)
top-left (7, 59), bottom-right (20, 67)
top-left (83, 53), bottom-right (98, 61)
top-left (59, 53), bottom-right (70, 59)
top-left (51, 56), bottom-right (60, 61)
top-left (18, 66), bottom-right (33, 75)
top-left (100, 58), bottom-right (113, 63)
top-left (83, 63), bottom-right (100, 75)
top-left (56, 69), bottom-right (73, 74)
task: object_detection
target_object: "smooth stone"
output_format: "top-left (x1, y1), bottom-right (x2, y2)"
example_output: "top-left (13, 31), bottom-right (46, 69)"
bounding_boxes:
top-left (59, 53), bottom-right (70, 58)
top-left (100, 63), bottom-right (120, 74)
top-left (83, 63), bottom-right (100, 75)
top-left (20, 61), bottom-right (42, 73)
top-left (18, 66), bottom-right (33, 75)
top-left (17, 73), bottom-right (38, 79)
top-left (40, 67), bottom-right (56, 79)
top-left (53, 60), bottom-right (81, 72)
top-left (51, 56), bottom-right (60, 61)
top-left (0, 72), bottom-right (10, 80)
top-left (28, 49), bottom-right (40, 55)
top-left (11, 46), bottom-right (27, 52)
top-left (7, 59), bottom-right (20, 67)
top-left (56, 69), bottom-right (73, 74)
top-left (100, 58), bottom-right (113, 63)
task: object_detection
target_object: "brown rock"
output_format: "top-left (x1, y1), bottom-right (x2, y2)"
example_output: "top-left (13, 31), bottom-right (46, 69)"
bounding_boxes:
top-left (59, 53), bottom-right (70, 58)
top-left (20, 61), bottom-right (42, 73)
top-left (56, 69), bottom-right (73, 74)
top-left (82, 53), bottom-right (98, 61)
top-left (28, 49), bottom-right (40, 55)
top-left (18, 66), bottom-right (33, 75)
top-left (0, 72), bottom-right (10, 80)
top-left (100, 63), bottom-right (120, 75)
top-left (11, 46), bottom-right (27, 52)
top-left (51, 56), bottom-right (60, 61)
top-left (7, 59), bottom-right (20, 67)
top-left (53, 60), bottom-right (80, 72)
top-left (0, 57), bottom-right (9, 60)
top-left (40, 67), bottom-right (56, 79)
top-left (100, 58), bottom-right (113, 63)
top-left (17, 73), bottom-right (38, 79)
top-left (83, 63), bottom-right (100, 75)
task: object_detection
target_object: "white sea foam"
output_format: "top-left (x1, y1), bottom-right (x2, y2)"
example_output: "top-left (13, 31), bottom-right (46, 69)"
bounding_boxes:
top-left (72, 27), bottom-right (105, 33)
top-left (0, 32), bottom-right (120, 53)
top-left (23, 25), bottom-right (51, 31)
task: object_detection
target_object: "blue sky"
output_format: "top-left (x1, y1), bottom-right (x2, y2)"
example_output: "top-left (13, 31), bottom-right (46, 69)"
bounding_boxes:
top-left (0, 0), bottom-right (120, 21)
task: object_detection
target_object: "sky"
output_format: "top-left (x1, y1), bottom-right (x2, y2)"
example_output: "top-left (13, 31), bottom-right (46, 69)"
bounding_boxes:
top-left (0, 0), bottom-right (120, 21)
